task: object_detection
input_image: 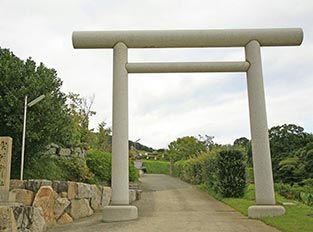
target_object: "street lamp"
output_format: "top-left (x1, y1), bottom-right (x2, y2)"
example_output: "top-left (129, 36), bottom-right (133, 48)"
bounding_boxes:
top-left (20, 94), bottom-right (45, 180)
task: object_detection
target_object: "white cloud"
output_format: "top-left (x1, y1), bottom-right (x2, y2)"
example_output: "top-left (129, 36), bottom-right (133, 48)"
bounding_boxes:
top-left (1, 0), bottom-right (312, 148)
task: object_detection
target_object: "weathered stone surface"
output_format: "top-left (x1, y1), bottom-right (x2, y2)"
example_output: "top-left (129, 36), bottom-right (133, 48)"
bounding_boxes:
top-left (0, 206), bottom-right (18, 232)
top-left (101, 187), bottom-right (112, 208)
top-left (67, 181), bottom-right (77, 200)
top-left (12, 205), bottom-right (46, 232)
top-left (30, 207), bottom-right (46, 232)
top-left (57, 213), bottom-right (73, 224)
top-left (54, 198), bottom-right (71, 220)
top-left (70, 199), bottom-right (93, 219)
top-left (32, 186), bottom-right (58, 226)
top-left (26, 180), bottom-right (52, 192)
top-left (76, 182), bottom-right (91, 199)
top-left (58, 148), bottom-right (71, 156)
top-left (136, 189), bottom-right (143, 200)
top-left (0, 137), bottom-right (13, 202)
top-left (60, 192), bottom-right (68, 198)
top-left (10, 189), bottom-right (34, 206)
top-left (90, 185), bottom-right (102, 211)
top-left (52, 181), bottom-right (68, 193)
top-left (129, 189), bottom-right (136, 203)
top-left (10, 180), bottom-right (25, 190)
top-left (73, 147), bottom-right (86, 158)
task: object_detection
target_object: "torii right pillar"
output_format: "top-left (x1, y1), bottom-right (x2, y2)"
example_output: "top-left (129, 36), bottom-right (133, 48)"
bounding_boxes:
top-left (245, 40), bottom-right (285, 218)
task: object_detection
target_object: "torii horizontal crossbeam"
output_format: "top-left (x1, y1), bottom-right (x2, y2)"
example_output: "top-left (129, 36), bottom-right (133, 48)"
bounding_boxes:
top-left (72, 28), bottom-right (303, 48)
top-left (126, 61), bottom-right (250, 73)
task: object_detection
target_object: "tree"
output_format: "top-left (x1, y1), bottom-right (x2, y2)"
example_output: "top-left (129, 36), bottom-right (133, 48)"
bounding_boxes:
top-left (233, 137), bottom-right (249, 147)
top-left (0, 48), bottom-right (74, 178)
top-left (67, 93), bottom-right (96, 148)
top-left (167, 136), bottom-right (207, 162)
top-left (268, 124), bottom-right (310, 179)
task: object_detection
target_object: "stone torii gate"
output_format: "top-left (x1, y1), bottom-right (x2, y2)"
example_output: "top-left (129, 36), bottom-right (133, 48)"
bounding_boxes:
top-left (72, 28), bottom-right (303, 221)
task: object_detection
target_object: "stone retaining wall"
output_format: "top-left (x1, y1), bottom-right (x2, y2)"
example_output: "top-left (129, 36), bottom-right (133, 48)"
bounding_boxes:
top-left (4, 179), bottom-right (140, 232)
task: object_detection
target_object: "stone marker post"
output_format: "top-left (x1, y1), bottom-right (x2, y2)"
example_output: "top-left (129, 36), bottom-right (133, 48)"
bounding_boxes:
top-left (0, 137), bottom-right (13, 202)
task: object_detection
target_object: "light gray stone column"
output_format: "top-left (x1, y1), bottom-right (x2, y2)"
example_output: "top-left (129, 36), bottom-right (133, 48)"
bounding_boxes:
top-left (102, 42), bottom-right (138, 222)
top-left (0, 137), bottom-right (13, 202)
top-left (245, 40), bottom-right (275, 205)
top-left (245, 40), bottom-right (285, 218)
top-left (111, 42), bottom-right (129, 205)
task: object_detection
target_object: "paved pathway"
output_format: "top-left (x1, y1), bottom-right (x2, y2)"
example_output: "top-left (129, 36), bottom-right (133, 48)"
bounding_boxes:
top-left (49, 174), bottom-right (280, 232)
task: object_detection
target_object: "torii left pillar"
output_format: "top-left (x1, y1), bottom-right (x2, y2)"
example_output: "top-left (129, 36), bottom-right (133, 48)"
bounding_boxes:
top-left (102, 42), bottom-right (138, 222)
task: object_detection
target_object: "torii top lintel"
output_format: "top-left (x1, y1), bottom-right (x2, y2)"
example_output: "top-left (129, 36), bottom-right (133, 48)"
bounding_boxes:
top-left (72, 28), bottom-right (303, 49)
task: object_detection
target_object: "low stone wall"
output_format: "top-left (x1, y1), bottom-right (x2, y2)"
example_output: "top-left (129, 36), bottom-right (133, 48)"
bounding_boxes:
top-left (4, 179), bottom-right (140, 232)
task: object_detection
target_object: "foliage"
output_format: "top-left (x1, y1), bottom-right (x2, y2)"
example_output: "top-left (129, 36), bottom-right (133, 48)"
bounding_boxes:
top-left (269, 124), bottom-right (311, 180)
top-left (24, 155), bottom-right (65, 180)
top-left (58, 155), bottom-right (95, 183)
top-left (0, 48), bottom-right (74, 178)
top-left (24, 154), bottom-right (95, 183)
top-left (174, 158), bottom-right (203, 184)
top-left (86, 149), bottom-right (112, 183)
top-left (215, 149), bottom-right (246, 197)
top-left (142, 160), bottom-right (171, 175)
top-left (173, 147), bottom-right (246, 197)
top-left (86, 149), bottom-right (139, 183)
top-left (129, 161), bottom-right (139, 182)
top-left (66, 92), bottom-right (96, 148)
top-left (233, 137), bottom-right (249, 147)
top-left (167, 136), bottom-right (207, 162)
top-left (87, 122), bottom-right (112, 152)
top-left (275, 182), bottom-right (313, 206)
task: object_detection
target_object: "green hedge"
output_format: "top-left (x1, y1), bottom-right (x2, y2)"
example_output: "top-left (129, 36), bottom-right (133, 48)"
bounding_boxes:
top-left (173, 147), bottom-right (246, 197)
top-left (142, 160), bottom-right (171, 175)
top-left (86, 149), bottom-right (139, 183)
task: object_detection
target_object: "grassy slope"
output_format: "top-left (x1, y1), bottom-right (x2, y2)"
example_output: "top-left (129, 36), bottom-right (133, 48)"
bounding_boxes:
top-left (142, 160), bottom-right (171, 175)
top-left (199, 184), bottom-right (313, 232)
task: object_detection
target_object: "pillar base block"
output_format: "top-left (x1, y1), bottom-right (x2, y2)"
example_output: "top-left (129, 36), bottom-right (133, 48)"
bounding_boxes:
top-left (248, 205), bottom-right (285, 218)
top-left (102, 205), bottom-right (138, 222)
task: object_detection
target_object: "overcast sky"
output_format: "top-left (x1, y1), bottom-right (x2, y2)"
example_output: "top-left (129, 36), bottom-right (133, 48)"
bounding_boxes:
top-left (1, 0), bottom-right (312, 149)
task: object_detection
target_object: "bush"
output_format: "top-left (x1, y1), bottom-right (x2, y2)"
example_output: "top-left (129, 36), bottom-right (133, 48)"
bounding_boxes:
top-left (215, 149), bottom-right (246, 197)
top-left (24, 154), bottom-right (95, 184)
top-left (86, 150), bottom-right (112, 183)
top-left (86, 149), bottom-right (139, 183)
top-left (173, 147), bottom-right (246, 197)
top-left (24, 154), bottom-right (66, 180)
top-left (59, 155), bottom-right (95, 183)
top-left (143, 160), bottom-right (171, 175)
top-left (276, 182), bottom-right (313, 206)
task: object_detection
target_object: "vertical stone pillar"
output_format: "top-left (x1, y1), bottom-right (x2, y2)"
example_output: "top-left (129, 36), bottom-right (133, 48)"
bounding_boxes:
top-left (245, 40), bottom-right (285, 218)
top-left (0, 137), bottom-right (13, 202)
top-left (111, 42), bottom-right (129, 205)
top-left (103, 42), bottom-right (138, 222)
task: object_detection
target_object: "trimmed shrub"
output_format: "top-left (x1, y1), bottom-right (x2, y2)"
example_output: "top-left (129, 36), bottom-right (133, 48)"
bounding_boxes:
top-left (173, 147), bottom-right (246, 198)
top-left (86, 149), bottom-right (139, 183)
top-left (215, 149), bottom-right (246, 197)
top-left (86, 149), bottom-right (111, 183)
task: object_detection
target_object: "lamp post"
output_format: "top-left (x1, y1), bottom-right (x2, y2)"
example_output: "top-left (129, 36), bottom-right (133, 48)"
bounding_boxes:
top-left (20, 94), bottom-right (45, 180)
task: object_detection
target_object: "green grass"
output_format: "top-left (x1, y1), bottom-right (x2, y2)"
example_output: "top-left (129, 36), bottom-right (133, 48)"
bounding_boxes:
top-left (142, 160), bottom-right (171, 174)
top-left (199, 183), bottom-right (313, 232)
